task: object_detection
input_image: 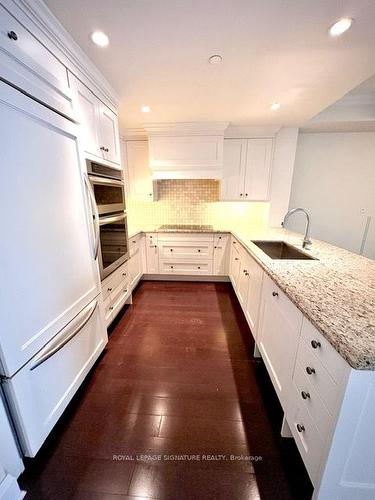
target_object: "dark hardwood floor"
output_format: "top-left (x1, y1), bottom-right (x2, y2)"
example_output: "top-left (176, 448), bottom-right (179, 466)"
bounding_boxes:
top-left (20, 281), bottom-right (313, 499)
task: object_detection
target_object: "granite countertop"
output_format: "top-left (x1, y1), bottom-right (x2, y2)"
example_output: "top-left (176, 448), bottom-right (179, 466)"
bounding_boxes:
top-left (233, 229), bottom-right (375, 371)
top-left (127, 226), bottom-right (375, 370)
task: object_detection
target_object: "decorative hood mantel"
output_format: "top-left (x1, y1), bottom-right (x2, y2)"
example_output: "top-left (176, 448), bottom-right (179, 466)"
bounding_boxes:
top-left (143, 122), bottom-right (229, 180)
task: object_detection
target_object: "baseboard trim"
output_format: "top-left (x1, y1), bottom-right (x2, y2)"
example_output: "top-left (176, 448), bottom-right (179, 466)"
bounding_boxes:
top-left (142, 274), bottom-right (230, 282)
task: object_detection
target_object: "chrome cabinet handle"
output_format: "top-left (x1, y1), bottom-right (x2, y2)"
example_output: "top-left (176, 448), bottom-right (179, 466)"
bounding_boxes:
top-left (297, 424), bottom-right (305, 433)
top-left (8, 31), bottom-right (18, 40)
top-left (107, 287), bottom-right (113, 292)
top-left (272, 291), bottom-right (279, 297)
top-left (30, 300), bottom-right (98, 370)
top-left (84, 173), bottom-right (100, 260)
top-left (306, 366), bottom-right (315, 375)
top-left (301, 391), bottom-right (310, 400)
top-left (311, 340), bottom-right (321, 349)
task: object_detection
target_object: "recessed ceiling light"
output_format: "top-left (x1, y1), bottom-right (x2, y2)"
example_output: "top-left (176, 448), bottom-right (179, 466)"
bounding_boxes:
top-left (209, 54), bottom-right (223, 64)
top-left (270, 102), bottom-right (281, 111)
top-left (141, 105), bottom-right (151, 113)
top-left (90, 31), bottom-right (109, 47)
top-left (329, 18), bottom-right (354, 37)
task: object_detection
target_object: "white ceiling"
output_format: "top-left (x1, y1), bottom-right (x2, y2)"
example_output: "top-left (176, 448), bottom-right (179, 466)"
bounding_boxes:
top-left (44, 0), bottom-right (375, 132)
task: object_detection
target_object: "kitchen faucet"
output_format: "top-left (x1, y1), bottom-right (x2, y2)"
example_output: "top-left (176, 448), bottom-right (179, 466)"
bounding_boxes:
top-left (282, 208), bottom-right (312, 249)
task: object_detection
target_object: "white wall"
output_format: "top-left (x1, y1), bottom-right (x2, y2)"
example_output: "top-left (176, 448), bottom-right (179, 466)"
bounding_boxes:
top-left (288, 132), bottom-right (375, 259)
top-left (268, 127), bottom-right (299, 227)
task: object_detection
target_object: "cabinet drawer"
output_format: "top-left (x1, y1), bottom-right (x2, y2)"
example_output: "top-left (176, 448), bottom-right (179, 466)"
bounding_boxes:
top-left (159, 241), bottom-right (213, 259)
top-left (110, 280), bottom-right (130, 315)
top-left (292, 361), bottom-right (333, 439)
top-left (101, 261), bottom-right (128, 301)
top-left (300, 318), bottom-right (348, 384)
top-left (0, 5), bottom-right (74, 118)
top-left (159, 259), bottom-right (212, 275)
top-left (103, 295), bottom-right (113, 326)
top-left (288, 393), bottom-right (324, 486)
top-left (297, 337), bottom-right (342, 416)
top-left (129, 235), bottom-right (141, 256)
top-left (4, 298), bottom-right (107, 457)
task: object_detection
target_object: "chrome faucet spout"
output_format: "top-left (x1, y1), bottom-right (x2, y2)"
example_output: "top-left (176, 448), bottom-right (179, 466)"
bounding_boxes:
top-left (282, 208), bottom-right (312, 249)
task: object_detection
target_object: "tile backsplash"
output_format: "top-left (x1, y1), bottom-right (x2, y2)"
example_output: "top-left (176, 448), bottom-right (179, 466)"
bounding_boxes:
top-left (126, 179), bottom-right (270, 234)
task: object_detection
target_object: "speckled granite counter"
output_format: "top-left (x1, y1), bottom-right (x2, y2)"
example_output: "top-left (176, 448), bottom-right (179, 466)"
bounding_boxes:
top-left (128, 226), bottom-right (375, 370)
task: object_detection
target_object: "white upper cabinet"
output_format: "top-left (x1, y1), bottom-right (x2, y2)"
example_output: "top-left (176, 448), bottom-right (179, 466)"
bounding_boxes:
top-left (69, 73), bottom-right (120, 165)
top-left (221, 138), bottom-right (273, 201)
top-left (123, 140), bottom-right (154, 200)
top-left (99, 104), bottom-right (121, 164)
top-left (0, 4), bottom-right (74, 119)
top-left (221, 139), bottom-right (247, 200)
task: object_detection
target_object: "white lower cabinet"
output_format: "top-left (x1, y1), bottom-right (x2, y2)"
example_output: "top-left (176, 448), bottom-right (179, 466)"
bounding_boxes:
top-left (229, 239), bottom-right (241, 287)
top-left (145, 233), bottom-right (159, 273)
top-left (3, 297), bottom-right (107, 457)
top-left (257, 274), bottom-right (303, 412)
top-left (101, 261), bottom-right (131, 327)
top-left (213, 234), bottom-right (229, 275)
top-left (244, 255), bottom-right (264, 339)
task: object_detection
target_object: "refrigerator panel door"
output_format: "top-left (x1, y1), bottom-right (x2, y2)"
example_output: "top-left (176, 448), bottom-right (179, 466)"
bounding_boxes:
top-left (3, 297), bottom-right (107, 457)
top-left (0, 82), bottom-right (100, 377)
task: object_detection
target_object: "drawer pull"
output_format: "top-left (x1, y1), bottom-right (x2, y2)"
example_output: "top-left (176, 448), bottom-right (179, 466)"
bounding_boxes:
top-left (170, 248), bottom-right (173, 252)
top-left (240, 193), bottom-right (243, 197)
top-left (297, 424), bottom-right (305, 433)
top-left (272, 291), bottom-right (279, 297)
top-left (109, 306), bottom-right (114, 310)
top-left (198, 249), bottom-right (201, 252)
top-left (214, 246), bottom-right (217, 249)
top-left (170, 266), bottom-right (173, 269)
top-left (154, 245), bottom-right (158, 248)
top-left (243, 269), bottom-right (248, 273)
top-left (7, 30), bottom-right (18, 41)
top-left (123, 289), bottom-right (128, 293)
top-left (219, 236), bottom-right (222, 239)
top-left (311, 340), bottom-right (321, 349)
top-left (235, 257), bottom-right (239, 261)
top-left (197, 266), bottom-right (201, 269)
top-left (107, 287), bottom-right (113, 292)
top-left (122, 272), bottom-right (127, 277)
top-left (301, 391), bottom-right (311, 400)
top-left (233, 241), bottom-right (236, 244)
top-left (132, 240), bottom-right (136, 243)
top-left (245, 272), bottom-right (249, 276)
top-left (306, 366), bottom-right (315, 375)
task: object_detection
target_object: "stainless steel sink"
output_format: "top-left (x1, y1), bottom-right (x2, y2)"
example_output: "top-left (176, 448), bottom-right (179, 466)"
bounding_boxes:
top-left (251, 240), bottom-right (317, 260)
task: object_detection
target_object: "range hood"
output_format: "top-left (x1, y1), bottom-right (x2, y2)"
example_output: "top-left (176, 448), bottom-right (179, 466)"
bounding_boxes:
top-left (144, 122), bottom-right (229, 179)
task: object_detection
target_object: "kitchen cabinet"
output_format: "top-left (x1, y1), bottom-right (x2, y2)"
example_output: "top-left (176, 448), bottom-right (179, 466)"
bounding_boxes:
top-left (124, 141), bottom-right (155, 200)
top-left (244, 254), bottom-right (264, 339)
top-left (145, 233), bottom-right (159, 273)
top-left (70, 73), bottom-right (120, 165)
top-left (236, 250), bottom-right (251, 308)
top-left (128, 234), bottom-right (144, 289)
top-left (257, 274), bottom-right (303, 411)
top-left (221, 138), bottom-right (273, 201)
top-left (213, 234), bottom-right (229, 275)
top-left (0, 4), bottom-right (74, 120)
top-left (229, 238), bottom-right (241, 288)
top-left (101, 261), bottom-right (130, 327)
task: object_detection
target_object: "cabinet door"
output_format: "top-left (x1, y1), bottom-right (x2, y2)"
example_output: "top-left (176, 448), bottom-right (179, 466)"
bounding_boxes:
top-left (99, 105), bottom-right (121, 165)
top-left (145, 234), bottom-right (159, 273)
top-left (244, 256), bottom-right (264, 339)
top-left (0, 83), bottom-right (100, 377)
top-left (124, 141), bottom-right (154, 200)
top-left (69, 73), bottom-right (101, 158)
top-left (229, 241), bottom-right (241, 289)
top-left (221, 139), bottom-right (247, 200)
top-left (0, 4), bottom-right (74, 119)
top-left (243, 138), bottom-right (273, 201)
top-left (257, 275), bottom-right (303, 410)
top-left (236, 251), bottom-right (251, 307)
top-left (129, 249), bottom-right (142, 289)
top-left (213, 235), bottom-right (229, 275)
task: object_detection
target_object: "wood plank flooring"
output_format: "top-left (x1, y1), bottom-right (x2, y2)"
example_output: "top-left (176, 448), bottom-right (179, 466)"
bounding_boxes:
top-left (20, 281), bottom-right (313, 499)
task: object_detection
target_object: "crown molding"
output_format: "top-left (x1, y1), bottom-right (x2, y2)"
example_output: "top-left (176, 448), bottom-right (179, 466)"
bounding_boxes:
top-left (225, 125), bottom-right (281, 138)
top-left (143, 122), bottom-right (229, 136)
top-left (3, 0), bottom-right (119, 110)
top-left (121, 128), bottom-right (148, 140)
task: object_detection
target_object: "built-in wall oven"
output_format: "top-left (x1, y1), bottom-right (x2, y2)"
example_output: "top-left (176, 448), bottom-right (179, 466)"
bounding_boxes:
top-left (86, 160), bottom-right (129, 280)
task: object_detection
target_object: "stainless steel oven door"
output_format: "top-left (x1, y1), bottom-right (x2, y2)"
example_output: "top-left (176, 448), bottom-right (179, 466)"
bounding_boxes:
top-left (89, 175), bottom-right (126, 215)
top-left (98, 212), bottom-right (129, 280)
